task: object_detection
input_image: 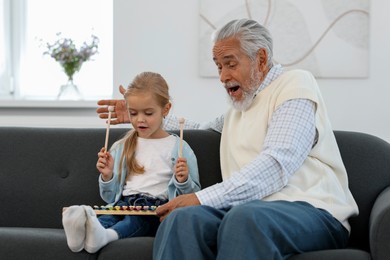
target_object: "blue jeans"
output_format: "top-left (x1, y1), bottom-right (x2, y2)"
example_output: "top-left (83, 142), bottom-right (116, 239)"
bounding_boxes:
top-left (153, 200), bottom-right (349, 260)
top-left (98, 194), bottom-right (167, 239)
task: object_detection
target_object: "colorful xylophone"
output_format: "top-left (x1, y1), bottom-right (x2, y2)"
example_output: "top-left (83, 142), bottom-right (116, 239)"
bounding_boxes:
top-left (62, 205), bottom-right (159, 215)
top-left (93, 205), bottom-right (159, 215)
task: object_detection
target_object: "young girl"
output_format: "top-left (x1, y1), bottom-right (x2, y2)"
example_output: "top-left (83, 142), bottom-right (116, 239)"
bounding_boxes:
top-left (62, 71), bottom-right (201, 253)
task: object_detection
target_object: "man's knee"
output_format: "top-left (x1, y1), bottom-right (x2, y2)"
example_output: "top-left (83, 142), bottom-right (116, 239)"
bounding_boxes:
top-left (167, 206), bottom-right (200, 220)
top-left (161, 206), bottom-right (208, 229)
top-left (222, 201), bottom-right (275, 229)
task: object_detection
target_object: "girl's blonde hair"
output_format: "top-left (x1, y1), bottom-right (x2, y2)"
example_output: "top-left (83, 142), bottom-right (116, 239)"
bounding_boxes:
top-left (117, 71), bottom-right (170, 181)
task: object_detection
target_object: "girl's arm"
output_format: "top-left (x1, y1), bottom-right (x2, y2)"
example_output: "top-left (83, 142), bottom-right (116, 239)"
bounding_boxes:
top-left (167, 141), bottom-right (201, 199)
top-left (98, 145), bottom-right (123, 204)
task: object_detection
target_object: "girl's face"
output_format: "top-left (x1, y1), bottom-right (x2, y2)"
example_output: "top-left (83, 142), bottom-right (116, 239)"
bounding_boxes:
top-left (126, 92), bottom-right (170, 139)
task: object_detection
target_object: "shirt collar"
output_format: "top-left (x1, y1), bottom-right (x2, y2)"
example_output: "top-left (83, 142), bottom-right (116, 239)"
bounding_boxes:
top-left (253, 64), bottom-right (284, 98)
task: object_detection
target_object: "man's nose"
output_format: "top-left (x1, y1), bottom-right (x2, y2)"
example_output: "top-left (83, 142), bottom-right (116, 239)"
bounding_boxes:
top-left (219, 67), bottom-right (231, 83)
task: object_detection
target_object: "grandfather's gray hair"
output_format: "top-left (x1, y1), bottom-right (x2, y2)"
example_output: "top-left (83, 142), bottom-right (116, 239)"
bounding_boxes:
top-left (212, 19), bottom-right (273, 69)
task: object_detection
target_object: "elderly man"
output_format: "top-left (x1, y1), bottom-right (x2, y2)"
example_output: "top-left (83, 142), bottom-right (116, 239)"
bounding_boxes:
top-left (97, 18), bottom-right (358, 260)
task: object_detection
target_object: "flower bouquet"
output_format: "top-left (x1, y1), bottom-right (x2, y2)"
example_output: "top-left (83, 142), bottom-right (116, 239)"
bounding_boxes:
top-left (44, 33), bottom-right (99, 99)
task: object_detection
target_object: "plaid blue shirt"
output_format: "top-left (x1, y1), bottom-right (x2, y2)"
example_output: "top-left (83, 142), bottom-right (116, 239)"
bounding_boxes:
top-left (163, 64), bottom-right (316, 209)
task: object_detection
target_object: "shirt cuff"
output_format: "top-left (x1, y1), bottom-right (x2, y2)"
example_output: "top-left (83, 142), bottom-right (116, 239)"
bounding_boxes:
top-left (195, 182), bottom-right (229, 209)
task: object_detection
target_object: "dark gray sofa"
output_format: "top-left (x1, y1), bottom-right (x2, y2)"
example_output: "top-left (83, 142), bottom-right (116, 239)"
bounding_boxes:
top-left (0, 127), bottom-right (389, 260)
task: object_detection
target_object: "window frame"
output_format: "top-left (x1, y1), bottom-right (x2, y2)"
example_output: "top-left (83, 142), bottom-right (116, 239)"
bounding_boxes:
top-left (0, 0), bottom-right (113, 102)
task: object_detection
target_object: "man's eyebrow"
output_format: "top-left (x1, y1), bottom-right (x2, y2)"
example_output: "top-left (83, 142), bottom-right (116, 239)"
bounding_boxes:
top-left (213, 55), bottom-right (235, 62)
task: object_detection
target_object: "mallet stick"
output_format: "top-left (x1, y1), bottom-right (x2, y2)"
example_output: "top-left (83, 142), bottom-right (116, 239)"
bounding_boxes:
top-left (179, 118), bottom-right (185, 157)
top-left (104, 106), bottom-right (115, 151)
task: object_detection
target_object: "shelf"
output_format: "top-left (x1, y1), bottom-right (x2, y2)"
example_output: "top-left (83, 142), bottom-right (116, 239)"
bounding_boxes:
top-left (0, 100), bottom-right (99, 109)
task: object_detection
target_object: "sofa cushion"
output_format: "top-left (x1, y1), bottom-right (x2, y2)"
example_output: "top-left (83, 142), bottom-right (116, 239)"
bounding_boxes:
top-left (97, 237), bottom-right (154, 260)
top-left (288, 248), bottom-right (371, 260)
top-left (0, 227), bottom-right (96, 260)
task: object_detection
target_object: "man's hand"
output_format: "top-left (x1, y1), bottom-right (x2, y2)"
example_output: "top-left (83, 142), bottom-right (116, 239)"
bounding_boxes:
top-left (156, 193), bottom-right (200, 222)
top-left (96, 85), bottom-right (130, 124)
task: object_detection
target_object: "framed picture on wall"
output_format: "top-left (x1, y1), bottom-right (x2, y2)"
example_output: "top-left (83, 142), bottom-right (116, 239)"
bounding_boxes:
top-left (199, 0), bottom-right (369, 78)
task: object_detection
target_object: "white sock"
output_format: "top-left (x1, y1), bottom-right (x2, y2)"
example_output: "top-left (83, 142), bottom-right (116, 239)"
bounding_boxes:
top-left (62, 205), bottom-right (86, 252)
top-left (83, 205), bottom-right (118, 253)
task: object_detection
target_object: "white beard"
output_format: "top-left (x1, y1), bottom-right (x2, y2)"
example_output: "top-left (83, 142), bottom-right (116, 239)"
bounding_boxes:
top-left (228, 92), bottom-right (253, 111)
top-left (228, 67), bottom-right (262, 112)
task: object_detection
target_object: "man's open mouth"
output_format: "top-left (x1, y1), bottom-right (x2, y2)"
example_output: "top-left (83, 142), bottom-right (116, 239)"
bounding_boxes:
top-left (227, 85), bottom-right (240, 95)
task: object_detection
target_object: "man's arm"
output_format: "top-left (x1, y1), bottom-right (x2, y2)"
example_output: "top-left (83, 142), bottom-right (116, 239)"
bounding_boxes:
top-left (156, 98), bottom-right (316, 220)
top-left (97, 86), bottom-right (225, 132)
top-left (196, 98), bottom-right (316, 208)
top-left (163, 114), bottom-right (224, 133)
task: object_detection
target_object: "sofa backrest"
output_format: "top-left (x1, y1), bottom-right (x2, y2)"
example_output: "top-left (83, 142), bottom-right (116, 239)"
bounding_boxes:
top-left (0, 127), bottom-right (221, 229)
top-left (1, 127), bottom-right (390, 254)
top-left (1, 127), bottom-right (110, 228)
top-left (334, 130), bottom-right (390, 251)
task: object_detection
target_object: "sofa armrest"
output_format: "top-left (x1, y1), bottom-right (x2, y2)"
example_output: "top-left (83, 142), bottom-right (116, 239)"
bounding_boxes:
top-left (369, 186), bottom-right (390, 260)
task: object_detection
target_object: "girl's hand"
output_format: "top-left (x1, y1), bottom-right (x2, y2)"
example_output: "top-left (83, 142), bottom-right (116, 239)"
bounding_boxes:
top-left (175, 157), bottom-right (188, 183)
top-left (96, 147), bottom-right (114, 181)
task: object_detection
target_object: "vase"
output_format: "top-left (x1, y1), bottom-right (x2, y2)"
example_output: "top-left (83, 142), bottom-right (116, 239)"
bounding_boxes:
top-left (57, 80), bottom-right (83, 100)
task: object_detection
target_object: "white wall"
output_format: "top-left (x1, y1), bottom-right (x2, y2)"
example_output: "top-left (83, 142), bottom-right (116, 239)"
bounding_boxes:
top-left (316, 0), bottom-right (390, 143)
top-left (1, 0), bottom-right (390, 142)
top-left (112, 0), bottom-right (227, 125)
top-left (113, 0), bottom-right (390, 142)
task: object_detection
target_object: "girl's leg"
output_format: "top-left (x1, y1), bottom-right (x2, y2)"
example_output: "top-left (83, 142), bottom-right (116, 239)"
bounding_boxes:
top-left (217, 200), bottom-right (349, 260)
top-left (83, 206), bottom-right (119, 253)
top-left (97, 197), bottom-right (129, 229)
top-left (83, 195), bottom-right (162, 253)
top-left (110, 215), bottom-right (160, 238)
top-left (62, 205), bottom-right (87, 252)
top-left (97, 213), bottom-right (123, 229)
top-left (105, 194), bottom-right (165, 238)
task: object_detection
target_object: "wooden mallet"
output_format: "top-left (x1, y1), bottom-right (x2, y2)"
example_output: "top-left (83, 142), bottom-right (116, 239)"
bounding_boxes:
top-left (104, 106), bottom-right (115, 151)
top-left (179, 118), bottom-right (185, 157)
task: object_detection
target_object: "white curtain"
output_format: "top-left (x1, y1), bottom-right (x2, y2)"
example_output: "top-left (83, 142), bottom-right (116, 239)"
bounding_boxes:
top-left (0, 0), bottom-right (112, 100)
top-left (0, 0), bottom-right (10, 96)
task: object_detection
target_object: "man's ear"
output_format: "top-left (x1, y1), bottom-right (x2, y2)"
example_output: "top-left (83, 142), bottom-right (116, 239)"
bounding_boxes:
top-left (257, 48), bottom-right (268, 73)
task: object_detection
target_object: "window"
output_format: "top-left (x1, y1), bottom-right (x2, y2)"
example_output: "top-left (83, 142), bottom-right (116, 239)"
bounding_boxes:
top-left (0, 0), bottom-right (113, 101)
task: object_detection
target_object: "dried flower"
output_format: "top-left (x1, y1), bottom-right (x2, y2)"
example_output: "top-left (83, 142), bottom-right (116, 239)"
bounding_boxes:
top-left (44, 33), bottom-right (99, 81)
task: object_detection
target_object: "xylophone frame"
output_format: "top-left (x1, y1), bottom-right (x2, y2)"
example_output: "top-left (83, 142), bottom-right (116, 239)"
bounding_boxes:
top-left (62, 205), bottom-right (159, 216)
